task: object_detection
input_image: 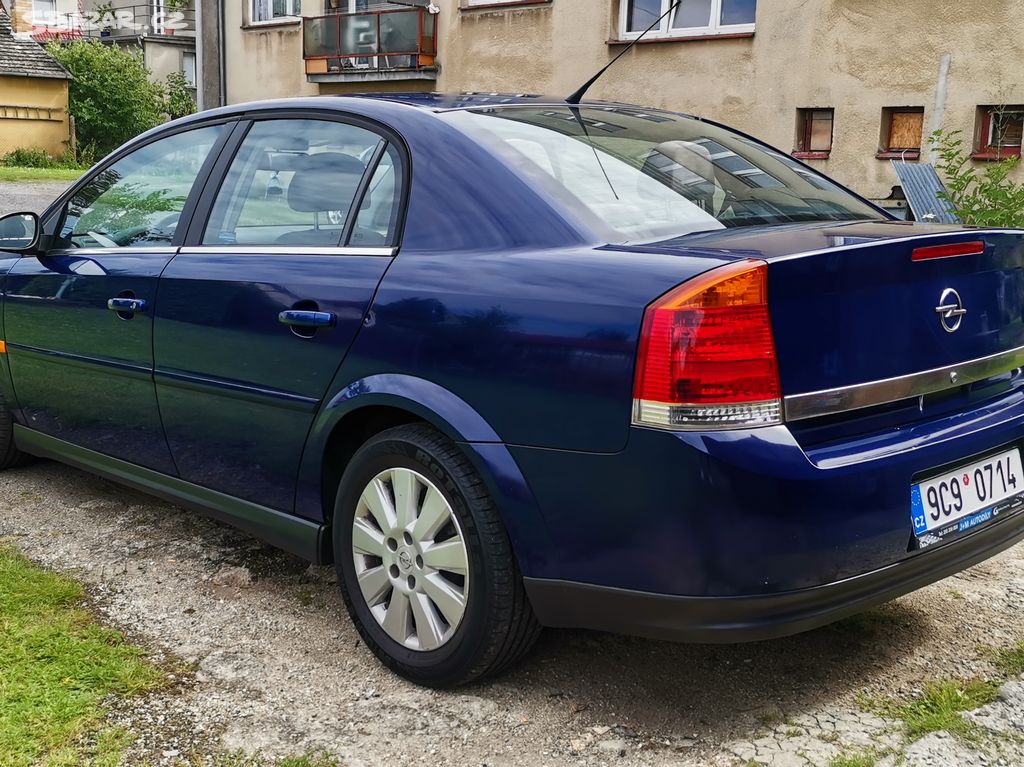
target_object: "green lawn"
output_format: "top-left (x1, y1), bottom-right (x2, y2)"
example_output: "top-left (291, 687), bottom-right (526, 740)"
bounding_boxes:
top-left (0, 545), bottom-right (165, 767)
top-left (0, 545), bottom-right (343, 767)
top-left (0, 167), bottom-right (84, 183)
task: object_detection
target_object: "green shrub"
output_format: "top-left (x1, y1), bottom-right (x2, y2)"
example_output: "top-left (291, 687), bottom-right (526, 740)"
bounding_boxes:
top-left (1, 147), bottom-right (83, 170)
top-left (164, 70), bottom-right (197, 121)
top-left (930, 129), bottom-right (1024, 227)
top-left (2, 147), bottom-right (58, 168)
top-left (45, 40), bottom-right (166, 160)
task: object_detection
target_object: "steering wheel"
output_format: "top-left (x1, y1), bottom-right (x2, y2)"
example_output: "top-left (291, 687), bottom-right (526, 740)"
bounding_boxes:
top-left (153, 212), bottom-right (182, 236)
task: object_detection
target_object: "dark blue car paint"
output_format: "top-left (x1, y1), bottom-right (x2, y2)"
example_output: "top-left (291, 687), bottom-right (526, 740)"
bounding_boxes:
top-left (153, 250), bottom-right (393, 512)
top-left (5, 250), bottom-right (180, 474)
top-left (3, 94), bottom-right (1024, 623)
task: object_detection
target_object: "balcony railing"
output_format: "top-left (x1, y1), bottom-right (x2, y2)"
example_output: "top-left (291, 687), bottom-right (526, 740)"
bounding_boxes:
top-left (303, 7), bottom-right (437, 78)
top-left (32, 4), bottom-right (196, 42)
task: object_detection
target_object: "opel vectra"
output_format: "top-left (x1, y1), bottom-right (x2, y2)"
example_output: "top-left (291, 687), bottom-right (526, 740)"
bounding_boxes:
top-left (1, 94), bottom-right (1022, 687)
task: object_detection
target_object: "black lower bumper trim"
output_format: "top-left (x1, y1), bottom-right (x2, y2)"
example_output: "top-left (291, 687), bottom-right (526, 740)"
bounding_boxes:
top-left (524, 511), bottom-right (1024, 643)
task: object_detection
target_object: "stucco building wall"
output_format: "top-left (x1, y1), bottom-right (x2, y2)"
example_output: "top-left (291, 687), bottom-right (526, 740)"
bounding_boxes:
top-left (0, 75), bottom-right (70, 156)
top-left (145, 38), bottom-right (190, 83)
top-left (223, 0), bottom-right (318, 105)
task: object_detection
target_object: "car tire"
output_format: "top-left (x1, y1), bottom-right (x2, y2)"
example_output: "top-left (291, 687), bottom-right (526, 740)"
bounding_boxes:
top-left (0, 391), bottom-right (28, 470)
top-left (334, 423), bottom-right (540, 687)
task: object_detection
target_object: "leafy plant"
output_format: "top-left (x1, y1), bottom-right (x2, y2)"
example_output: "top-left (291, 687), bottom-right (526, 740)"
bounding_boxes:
top-left (1, 147), bottom-right (82, 169)
top-left (930, 129), bottom-right (1024, 227)
top-left (164, 70), bottom-right (197, 121)
top-left (45, 40), bottom-right (166, 160)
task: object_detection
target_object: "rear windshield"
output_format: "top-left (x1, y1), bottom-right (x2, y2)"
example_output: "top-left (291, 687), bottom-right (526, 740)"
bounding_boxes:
top-left (445, 106), bottom-right (885, 244)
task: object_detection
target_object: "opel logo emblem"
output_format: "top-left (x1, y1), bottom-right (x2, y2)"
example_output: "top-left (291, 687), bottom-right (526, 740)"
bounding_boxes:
top-left (398, 551), bottom-right (413, 570)
top-left (935, 288), bottom-right (967, 333)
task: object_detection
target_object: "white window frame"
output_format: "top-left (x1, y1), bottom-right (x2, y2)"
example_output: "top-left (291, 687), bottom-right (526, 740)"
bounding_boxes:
top-left (249, 0), bottom-right (302, 26)
top-left (32, 0), bottom-right (58, 26)
top-left (618, 0), bottom-right (755, 41)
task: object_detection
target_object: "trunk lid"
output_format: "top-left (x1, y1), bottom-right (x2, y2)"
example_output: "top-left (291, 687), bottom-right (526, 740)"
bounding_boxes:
top-left (763, 225), bottom-right (1024, 398)
top-left (641, 220), bottom-right (1024, 397)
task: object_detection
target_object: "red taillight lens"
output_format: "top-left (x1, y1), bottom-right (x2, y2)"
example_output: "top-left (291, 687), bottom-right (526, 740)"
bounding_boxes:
top-left (633, 259), bottom-right (782, 430)
top-left (912, 241), bottom-right (985, 261)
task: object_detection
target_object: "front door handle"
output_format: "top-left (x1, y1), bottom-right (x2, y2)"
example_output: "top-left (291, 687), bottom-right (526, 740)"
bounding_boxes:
top-left (107, 297), bottom-right (148, 313)
top-left (278, 310), bottom-right (336, 328)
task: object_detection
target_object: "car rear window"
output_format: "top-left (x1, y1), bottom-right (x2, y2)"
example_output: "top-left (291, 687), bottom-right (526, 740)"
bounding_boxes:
top-left (445, 106), bottom-right (885, 244)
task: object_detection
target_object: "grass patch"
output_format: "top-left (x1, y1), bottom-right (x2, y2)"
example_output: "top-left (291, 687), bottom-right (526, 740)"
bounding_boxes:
top-left (0, 166), bottom-right (83, 183)
top-left (880, 679), bottom-right (1000, 741)
top-left (994, 642), bottom-right (1024, 677)
top-left (827, 749), bottom-right (884, 765)
top-left (828, 750), bottom-right (884, 767)
top-left (0, 545), bottom-right (166, 766)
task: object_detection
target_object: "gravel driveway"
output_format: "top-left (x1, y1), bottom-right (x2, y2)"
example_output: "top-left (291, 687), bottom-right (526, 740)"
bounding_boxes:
top-left (0, 180), bottom-right (70, 213)
top-left (1, 462), bottom-right (1024, 767)
top-left (0, 179), bottom-right (1023, 765)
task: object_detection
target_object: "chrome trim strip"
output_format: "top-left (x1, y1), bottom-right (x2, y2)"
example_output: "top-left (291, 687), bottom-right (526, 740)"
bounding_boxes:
top-left (784, 344), bottom-right (1024, 422)
top-left (769, 229), bottom-right (1022, 264)
top-left (177, 246), bottom-right (397, 257)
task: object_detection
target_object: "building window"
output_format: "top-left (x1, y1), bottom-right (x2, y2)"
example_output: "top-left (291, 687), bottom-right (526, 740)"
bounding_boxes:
top-left (878, 107), bottom-right (924, 159)
top-left (620, 0), bottom-right (755, 39)
top-left (251, 0), bottom-right (301, 24)
top-left (795, 108), bottom-right (834, 158)
top-left (32, 0), bottom-right (57, 24)
top-left (976, 106), bottom-right (1024, 158)
top-left (181, 51), bottom-right (196, 87)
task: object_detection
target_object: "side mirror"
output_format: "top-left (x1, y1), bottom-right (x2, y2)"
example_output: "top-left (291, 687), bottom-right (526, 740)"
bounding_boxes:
top-left (0, 212), bottom-right (40, 253)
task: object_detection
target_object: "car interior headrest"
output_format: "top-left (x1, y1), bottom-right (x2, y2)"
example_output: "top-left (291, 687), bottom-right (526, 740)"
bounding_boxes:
top-left (287, 152), bottom-right (366, 214)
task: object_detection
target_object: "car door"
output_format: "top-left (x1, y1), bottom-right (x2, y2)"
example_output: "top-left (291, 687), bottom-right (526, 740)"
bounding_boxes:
top-left (154, 115), bottom-right (403, 512)
top-left (4, 123), bottom-right (231, 474)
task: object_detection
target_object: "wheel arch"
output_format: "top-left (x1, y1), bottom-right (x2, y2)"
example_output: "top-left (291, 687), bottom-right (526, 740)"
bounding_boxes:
top-left (295, 374), bottom-right (556, 577)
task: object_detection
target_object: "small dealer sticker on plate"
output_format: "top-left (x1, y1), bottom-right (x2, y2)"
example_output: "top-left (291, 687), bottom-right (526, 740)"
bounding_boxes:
top-left (911, 447), bottom-right (1024, 547)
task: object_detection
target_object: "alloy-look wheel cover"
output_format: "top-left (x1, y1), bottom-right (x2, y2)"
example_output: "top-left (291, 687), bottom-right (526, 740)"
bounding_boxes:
top-left (351, 467), bottom-right (470, 651)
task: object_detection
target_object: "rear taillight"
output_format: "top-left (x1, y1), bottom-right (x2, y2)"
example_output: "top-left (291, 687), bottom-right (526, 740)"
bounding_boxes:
top-left (632, 259), bottom-right (782, 430)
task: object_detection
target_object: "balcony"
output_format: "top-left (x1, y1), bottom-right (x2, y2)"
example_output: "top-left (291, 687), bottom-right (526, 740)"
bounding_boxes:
top-left (31, 4), bottom-right (196, 43)
top-left (302, 7), bottom-right (438, 84)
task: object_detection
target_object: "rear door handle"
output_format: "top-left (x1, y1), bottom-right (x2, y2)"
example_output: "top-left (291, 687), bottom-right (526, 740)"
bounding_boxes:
top-left (107, 297), bottom-right (148, 313)
top-left (278, 310), bottom-right (336, 328)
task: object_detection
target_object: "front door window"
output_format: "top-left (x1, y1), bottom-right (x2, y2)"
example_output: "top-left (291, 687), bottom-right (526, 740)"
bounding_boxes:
top-left (57, 125), bottom-right (223, 250)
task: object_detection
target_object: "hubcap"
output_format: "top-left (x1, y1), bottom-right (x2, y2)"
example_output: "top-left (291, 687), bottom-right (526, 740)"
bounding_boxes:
top-left (351, 467), bottom-right (470, 651)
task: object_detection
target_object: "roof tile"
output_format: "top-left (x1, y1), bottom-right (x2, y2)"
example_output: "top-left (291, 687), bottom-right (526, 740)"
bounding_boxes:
top-left (0, 8), bottom-right (71, 80)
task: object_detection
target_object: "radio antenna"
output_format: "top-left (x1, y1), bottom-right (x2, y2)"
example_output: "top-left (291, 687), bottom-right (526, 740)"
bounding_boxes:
top-left (565, 0), bottom-right (683, 105)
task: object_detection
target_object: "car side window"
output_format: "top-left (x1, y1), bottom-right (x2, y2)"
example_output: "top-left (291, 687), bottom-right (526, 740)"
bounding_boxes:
top-left (350, 144), bottom-right (402, 248)
top-left (56, 126), bottom-right (224, 250)
top-left (202, 119), bottom-right (389, 248)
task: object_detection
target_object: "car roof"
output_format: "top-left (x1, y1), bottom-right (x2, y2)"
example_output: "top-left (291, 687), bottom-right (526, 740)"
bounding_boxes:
top-left (340, 92), bottom-right (669, 113)
top-left (181, 93), bottom-right (686, 124)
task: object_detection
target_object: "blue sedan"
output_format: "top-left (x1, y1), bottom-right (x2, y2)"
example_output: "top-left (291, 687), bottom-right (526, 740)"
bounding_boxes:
top-left (1, 93), bottom-right (1023, 687)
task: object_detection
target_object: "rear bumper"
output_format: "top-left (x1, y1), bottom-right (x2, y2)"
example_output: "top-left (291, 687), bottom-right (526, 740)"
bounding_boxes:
top-left (524, 503), bottom-right (1024, 642)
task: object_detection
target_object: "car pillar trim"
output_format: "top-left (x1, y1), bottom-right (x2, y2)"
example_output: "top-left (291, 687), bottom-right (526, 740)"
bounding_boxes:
top-left (784, 343), bottom-right (1024, 422)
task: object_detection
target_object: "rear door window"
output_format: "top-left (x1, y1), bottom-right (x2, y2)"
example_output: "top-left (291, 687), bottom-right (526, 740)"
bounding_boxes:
top-left (201, 119), bottom-right (391, 248)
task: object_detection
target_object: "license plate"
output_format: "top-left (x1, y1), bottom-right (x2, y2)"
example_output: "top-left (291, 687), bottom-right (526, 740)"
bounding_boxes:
top-left (911, 447), bottom-right (1024, 542)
